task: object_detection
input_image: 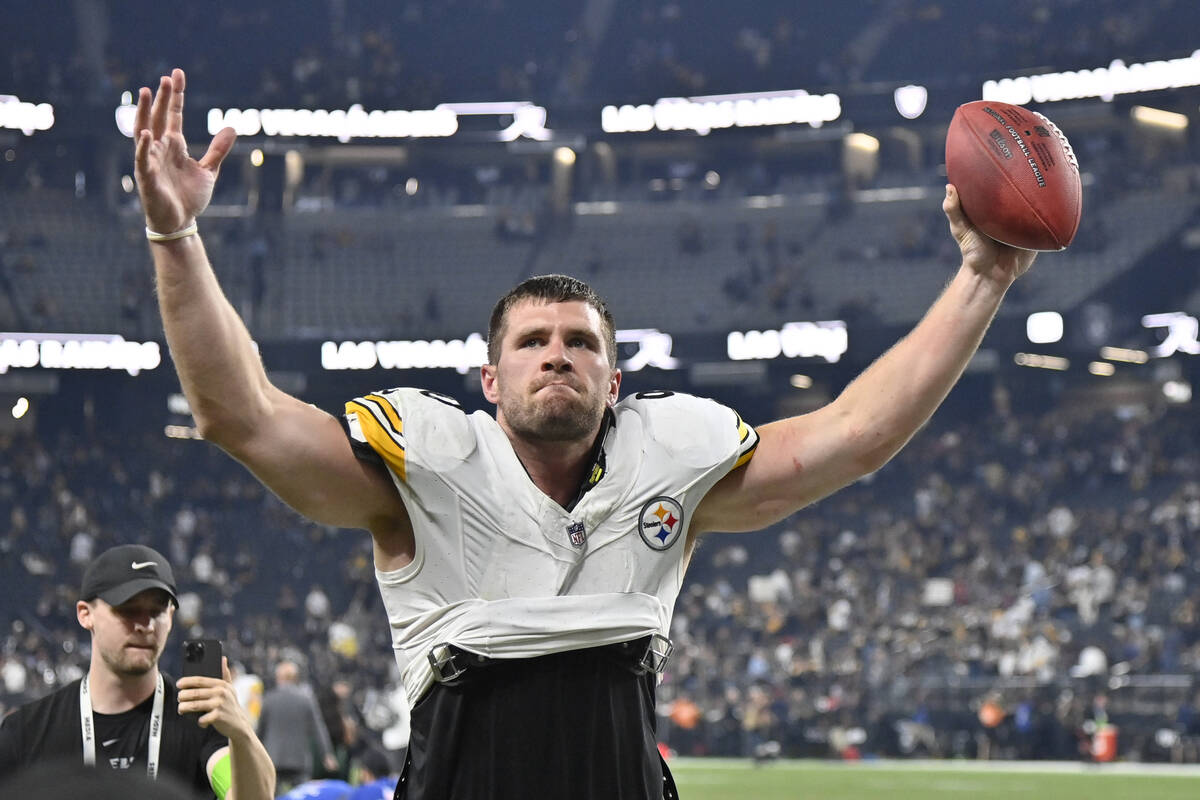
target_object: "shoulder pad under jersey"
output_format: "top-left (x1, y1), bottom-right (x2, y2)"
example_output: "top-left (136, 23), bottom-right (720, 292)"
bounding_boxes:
top-left (615, 390), bottom-right (758, 470)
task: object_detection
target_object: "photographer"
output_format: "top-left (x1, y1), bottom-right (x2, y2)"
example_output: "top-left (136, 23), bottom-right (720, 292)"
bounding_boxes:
top-left (0, 545), bottom-right (275, 799)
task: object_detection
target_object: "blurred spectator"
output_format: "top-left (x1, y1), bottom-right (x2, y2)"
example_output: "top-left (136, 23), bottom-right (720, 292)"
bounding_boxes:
top-left (343, 747), bottom-right (399, 800)
top-left (258, 660), bottom-right (339, 792)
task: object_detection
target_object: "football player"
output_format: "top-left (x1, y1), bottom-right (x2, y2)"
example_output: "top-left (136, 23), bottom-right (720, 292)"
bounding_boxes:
top-left (133, 69), bottom-right (1035, 799)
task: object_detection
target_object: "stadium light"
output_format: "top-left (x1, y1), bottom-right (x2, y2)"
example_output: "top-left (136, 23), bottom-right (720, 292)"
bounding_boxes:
top-left (114, 92), bottom-right (136, 137)
top-left (167, 393), bottom-right (192, 415)
top-left (1131, 105), bottom-right (1188, 131)
top-left (1099, 346), bottom-right (1149, 364)
top-left (11, 397), bottom-right (28, 419)
top-left (1014, 353), bottom-right (1070, 371)
top-left (553, 146), bottom-right (576, 166)
top-left (1087, 361), bottom-right (1115, 376)
top-left (1026, 311), bottom-right (1063, 344)
top-left (844, 132), bottom-right (879, 154)
top-left (1163, 380), bottom-right (1192, 403)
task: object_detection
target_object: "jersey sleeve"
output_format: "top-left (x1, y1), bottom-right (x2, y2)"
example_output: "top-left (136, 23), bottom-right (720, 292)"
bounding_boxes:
top-left (343, 390), bottom-right (413, 481)
top-left (343, 388), bottom-right (475, 486)
top-left (731, 408), bottom-right (759, 469)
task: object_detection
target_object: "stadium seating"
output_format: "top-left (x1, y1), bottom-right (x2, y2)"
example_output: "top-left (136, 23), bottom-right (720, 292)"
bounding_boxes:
top-left (2, 391), bottom-right (1197, 761)
top-left (4, 0), bottom-right (1200, 770)
top-left (4, 165), bottom-right (1193, 340)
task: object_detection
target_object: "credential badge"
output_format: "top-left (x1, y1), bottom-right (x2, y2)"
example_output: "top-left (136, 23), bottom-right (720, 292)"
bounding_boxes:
top-left (638, 496), bottom-right (685, 551)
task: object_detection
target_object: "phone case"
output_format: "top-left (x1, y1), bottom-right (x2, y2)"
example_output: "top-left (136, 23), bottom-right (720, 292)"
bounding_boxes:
top-left (181, 639), bottom-right (223, 679)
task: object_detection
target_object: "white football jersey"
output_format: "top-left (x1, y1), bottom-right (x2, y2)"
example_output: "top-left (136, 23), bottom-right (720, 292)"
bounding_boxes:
top-left (344, 388), bottom-right (758, 704)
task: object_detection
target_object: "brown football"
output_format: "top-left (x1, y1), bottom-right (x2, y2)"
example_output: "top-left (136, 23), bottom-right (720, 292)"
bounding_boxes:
top-left (945, 100), bottom-right (1082, 251)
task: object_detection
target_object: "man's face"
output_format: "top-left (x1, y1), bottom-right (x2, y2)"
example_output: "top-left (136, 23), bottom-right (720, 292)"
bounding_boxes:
top-left (482, 299), bottom-right (620, 443)
top-left (77, 589), bottom-right (175, 678)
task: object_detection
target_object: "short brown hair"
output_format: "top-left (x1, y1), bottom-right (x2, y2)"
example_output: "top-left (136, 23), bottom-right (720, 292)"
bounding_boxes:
top-left (487, 274), bottom-right (617, 367)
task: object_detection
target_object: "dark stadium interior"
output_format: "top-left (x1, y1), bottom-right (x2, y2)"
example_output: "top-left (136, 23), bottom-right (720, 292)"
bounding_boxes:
top-left (3, 0), bottom-right (1200, 770)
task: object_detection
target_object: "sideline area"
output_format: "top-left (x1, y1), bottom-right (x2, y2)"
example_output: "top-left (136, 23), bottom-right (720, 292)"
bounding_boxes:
top-left (672, 757), bottom-right (1200, 776)
top-left (669, 758), bottom-right (1200, 800)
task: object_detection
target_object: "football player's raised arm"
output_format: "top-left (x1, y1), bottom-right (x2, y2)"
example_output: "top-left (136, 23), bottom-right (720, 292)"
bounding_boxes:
top-left (135, 69), bottom-right (407, 539)
top-left (693, 186), bottom-right (1037, 534)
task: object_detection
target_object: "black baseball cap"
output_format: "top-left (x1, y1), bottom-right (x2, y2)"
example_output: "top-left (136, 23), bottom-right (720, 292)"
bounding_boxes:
top-left (80, 544), bottom-right (178, 607)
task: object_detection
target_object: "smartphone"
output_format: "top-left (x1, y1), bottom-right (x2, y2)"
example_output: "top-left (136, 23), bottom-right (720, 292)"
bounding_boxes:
top-left (181, 639), bottom-right (223, 680)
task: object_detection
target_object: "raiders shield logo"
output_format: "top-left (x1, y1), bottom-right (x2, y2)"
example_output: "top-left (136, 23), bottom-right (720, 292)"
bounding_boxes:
top-left (567, 521), bottom-right (587, 548)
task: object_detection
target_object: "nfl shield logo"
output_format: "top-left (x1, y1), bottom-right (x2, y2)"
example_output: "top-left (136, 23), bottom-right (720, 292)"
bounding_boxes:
top-left (567, 521), bottom-right (587, 548)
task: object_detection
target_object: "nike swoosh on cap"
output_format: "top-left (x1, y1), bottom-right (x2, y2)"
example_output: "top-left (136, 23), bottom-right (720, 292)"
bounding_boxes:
top-left (131, 561), bottom-right (158, 570)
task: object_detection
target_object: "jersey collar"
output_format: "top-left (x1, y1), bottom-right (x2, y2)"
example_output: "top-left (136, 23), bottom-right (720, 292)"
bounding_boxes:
top-left (565, 407), bottom-right (615, 512)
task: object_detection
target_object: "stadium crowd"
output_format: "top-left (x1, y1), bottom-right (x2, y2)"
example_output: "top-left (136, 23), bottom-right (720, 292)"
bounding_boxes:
top-left (8, 1), bottom-right (1199, 109)
top-left (2, 385), bottom-right (1197, 765)
top-left (4, 0), bottom-right (1200, 780)
top-left (662, 393), bottom-right (1200, 761)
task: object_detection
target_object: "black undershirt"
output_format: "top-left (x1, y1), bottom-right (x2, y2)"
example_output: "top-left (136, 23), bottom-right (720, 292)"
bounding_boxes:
top-left (93, 691), bottom-right (154, 772)
top-left (0, 676), bottom-right (226, 797)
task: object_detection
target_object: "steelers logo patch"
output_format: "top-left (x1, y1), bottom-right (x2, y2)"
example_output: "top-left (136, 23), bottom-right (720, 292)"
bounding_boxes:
top-left (638, 496), bottom-right (685, 551)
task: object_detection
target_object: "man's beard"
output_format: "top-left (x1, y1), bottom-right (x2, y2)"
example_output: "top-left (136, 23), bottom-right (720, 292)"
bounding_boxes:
top-left (100, 644), bottom-right (160, 677)
top-left (505, 385), bottom-right (605, 443)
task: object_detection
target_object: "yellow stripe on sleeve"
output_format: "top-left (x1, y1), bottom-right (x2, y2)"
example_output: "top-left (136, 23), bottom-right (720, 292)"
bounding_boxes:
top-left (733, 412), bottom-right (758, 469)
top-left (346, 400), bottom-right (407, 481)
top-left (733, 441), bottom-right (758, 470)
top-left (365, 393), bottom-right (404, 437)
top-left (736, 415), bottom-right (751, 444)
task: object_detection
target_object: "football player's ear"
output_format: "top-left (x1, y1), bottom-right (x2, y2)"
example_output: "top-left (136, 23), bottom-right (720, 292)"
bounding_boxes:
top-left (607, 369), bottom-right (621, 405)
top-left (481, 364), bottom-right (500, 404)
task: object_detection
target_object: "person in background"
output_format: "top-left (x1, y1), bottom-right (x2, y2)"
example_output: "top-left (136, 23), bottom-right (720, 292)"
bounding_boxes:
top-left (277, 777), bottom-right (352, 800)
top-left (257, 660), bottom-right (338, 791)
top-left (341, 747), bottom-right (399, 800)
top-left (0, 545), bottom-right (275, 800)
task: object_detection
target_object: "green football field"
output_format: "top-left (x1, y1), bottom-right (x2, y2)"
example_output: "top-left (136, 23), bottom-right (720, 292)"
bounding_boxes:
top-left (670, 758), bottom-right (1200, 799)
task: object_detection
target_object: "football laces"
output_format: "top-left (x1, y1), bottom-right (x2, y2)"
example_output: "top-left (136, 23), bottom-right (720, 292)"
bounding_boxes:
top-left (1034, 112), bottom-right (1079, 173)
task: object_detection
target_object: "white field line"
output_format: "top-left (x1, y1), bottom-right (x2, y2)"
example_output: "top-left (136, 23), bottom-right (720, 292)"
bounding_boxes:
top-left (670, 757), bottom-right (1200, 778)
